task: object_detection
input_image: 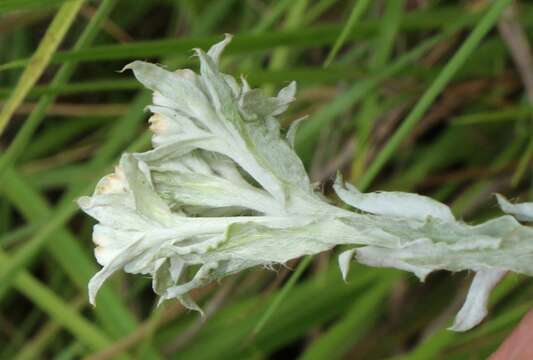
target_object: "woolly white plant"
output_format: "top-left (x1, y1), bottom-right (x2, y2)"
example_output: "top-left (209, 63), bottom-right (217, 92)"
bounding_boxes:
top-left (78, 35), bottom-right (533, 331)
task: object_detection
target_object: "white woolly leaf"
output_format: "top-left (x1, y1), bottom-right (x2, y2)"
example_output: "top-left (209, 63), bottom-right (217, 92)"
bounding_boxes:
top-left (334, 174), bottom-right (455, 221)
top-left (449, 269), bottom-right (506, 331)
top-left (286, 116), bottom-right (307, 149)
top-left (496, 193), bottom-right (533, 222)
top-left (338, 249), bottom-right (357, 281)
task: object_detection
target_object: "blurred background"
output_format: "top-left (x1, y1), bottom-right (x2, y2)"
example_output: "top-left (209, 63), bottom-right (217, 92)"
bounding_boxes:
top-left (0, 0), bottom-right (532, 358)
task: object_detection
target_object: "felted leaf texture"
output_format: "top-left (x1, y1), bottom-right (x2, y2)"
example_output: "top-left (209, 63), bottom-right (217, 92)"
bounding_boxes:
top-left (78, 35), bottom-right (533, 331)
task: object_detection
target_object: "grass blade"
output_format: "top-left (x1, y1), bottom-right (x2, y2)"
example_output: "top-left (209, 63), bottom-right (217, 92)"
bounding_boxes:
top-left (0, 7), bottom-right (495, 71)
top-left (0, 0), bottom-right (118, 175)
top-left (0, 250), bottom-right (113, 352)
top-left (251, 256), bottom-right (313, 337)
top-left (300, 274), bottom-right (398, 360)
top-left (0, 0), bottom-right (83, 135)
top-left (323, 0), bottom-right (372, 67)
top-left (357, 0), bottom-right (513, 189)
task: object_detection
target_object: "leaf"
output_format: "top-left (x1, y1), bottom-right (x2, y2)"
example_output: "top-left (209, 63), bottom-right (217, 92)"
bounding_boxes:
top-left (496, 193), bottom-right (533, 222)
top-left (286, 116), bottom-right (307, 149)
top-left (338, 249), bottom-right (357, 281)
top-left (449, 269), bottom-right (506, 331)
top-left (334, 173), bottom-right (455, 221)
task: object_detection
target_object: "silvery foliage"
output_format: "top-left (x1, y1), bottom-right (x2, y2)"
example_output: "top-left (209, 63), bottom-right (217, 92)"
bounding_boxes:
top-left (78, 35), bottom-right (533, 331)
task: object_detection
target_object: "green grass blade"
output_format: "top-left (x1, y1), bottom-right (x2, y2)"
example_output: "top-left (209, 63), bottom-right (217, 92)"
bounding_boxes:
top-left (305, 0), bottom-right (339, 24)
top-left (0, 0), bottom-right (83, 136)
top-left (251, 256), bottom-right (313, 337)
top-left (0, 168), bottom-right (138, 338)
top-left (511, 136), bottom-right (533, 186)
top-left (323, 0), bottom-right (372, 67)
top-left (176, 266), bottom-right (380, 359)
top-left (0, 250), bottom-right (113, 352)
top-left (0, 7), bottom-right (494, 71)
top-left (299, 274), bottom-right (398, 360)
top-left (0, 222), bottom-right (37, 248)
top-left (0, 183), bottom-right (89, 299)
top-left (15, 298), bottom-right (85, 360)
top-left (357, 0), bottom-right (513, 189)
top-left (350, 0), bottom-right (405, 181)
top-left (0, 0), bottom-right (118, 176)
top-left (253, 0), bottom-right (294, 33)
top-left (0, 65), bottom-right (376, 99)
top-left (295, 26), bottom-right (457, 160)
top-left (0, 0), bottom-right (73, 14)
top-left (451, 105), bottom-right (533, 125)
